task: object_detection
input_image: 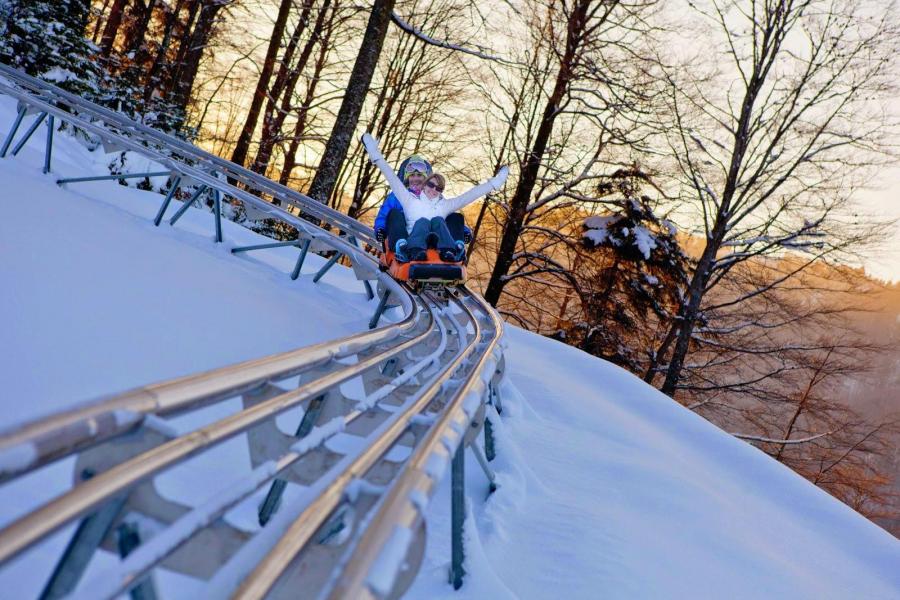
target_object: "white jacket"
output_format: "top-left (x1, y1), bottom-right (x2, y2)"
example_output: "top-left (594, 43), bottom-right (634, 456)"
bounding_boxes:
top-left (362, 133), bottom-right (509, 234)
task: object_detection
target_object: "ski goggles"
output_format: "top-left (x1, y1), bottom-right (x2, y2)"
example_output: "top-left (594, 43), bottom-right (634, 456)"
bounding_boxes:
top-left (404, 161), bottom-right (429, 177)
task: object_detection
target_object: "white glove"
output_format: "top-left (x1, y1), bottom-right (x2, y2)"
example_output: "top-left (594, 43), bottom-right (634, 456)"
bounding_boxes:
top-left (361, 133), bottom-right (385, 164)
top-left (490, 165), bottom-right (509, 190)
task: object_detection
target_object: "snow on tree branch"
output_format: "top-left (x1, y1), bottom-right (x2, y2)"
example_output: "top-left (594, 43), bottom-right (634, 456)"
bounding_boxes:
top-left (731, 431), bottom-right (835, 445)
top-left (389, 11), bottom-right (519, 66)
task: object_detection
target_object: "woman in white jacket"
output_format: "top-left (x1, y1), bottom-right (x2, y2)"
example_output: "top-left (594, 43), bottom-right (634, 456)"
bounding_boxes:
top-left (362, 133), bottom-right (508, 262)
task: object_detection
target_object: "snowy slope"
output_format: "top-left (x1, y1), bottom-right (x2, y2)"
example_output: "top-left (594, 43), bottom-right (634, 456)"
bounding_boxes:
top-left (0, 95), bottom-right (898, 599)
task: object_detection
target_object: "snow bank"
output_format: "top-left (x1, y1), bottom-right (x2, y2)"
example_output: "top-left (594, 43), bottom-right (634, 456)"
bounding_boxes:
top-left (407, 327), bottom-right (900, 599)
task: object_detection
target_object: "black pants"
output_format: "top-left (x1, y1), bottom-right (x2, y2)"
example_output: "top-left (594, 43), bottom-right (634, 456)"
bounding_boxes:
top-left (386, 209), bottom-right (409, 249)
top-left (386, 209), bottom-right (466, 248)
top-left (407, 217), bottom-right (456, 253)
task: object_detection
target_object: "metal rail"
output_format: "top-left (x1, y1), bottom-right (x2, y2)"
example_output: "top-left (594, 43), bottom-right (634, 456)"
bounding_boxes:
top-left (0, 66), bottom-right (505, 600)
top-left (0, 63), bottom-right (375, 246)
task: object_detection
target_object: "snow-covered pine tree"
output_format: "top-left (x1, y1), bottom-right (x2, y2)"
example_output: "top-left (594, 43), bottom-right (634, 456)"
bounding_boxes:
top-left (0, 0), bottom-right (102, 100)
top-left (572, 190), bottom-right (691, 375)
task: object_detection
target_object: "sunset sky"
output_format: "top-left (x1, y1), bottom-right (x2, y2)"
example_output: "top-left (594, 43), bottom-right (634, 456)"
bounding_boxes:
top-left (858, 165), bottom-right (900, 282)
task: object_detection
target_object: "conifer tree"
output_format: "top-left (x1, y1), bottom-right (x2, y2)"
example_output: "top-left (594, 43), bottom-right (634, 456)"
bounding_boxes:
top-left (0, 0), bottom-right (102, 101)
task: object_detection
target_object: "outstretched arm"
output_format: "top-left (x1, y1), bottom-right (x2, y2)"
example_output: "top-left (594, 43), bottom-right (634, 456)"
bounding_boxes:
top-left (361, 133), bottom-right (412, 212)
top-left (442, 166), bottom-right (509, 214)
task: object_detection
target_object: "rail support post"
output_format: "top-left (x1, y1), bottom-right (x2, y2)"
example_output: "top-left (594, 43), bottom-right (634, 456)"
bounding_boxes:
top-left (169, 184), bottom-right (207, 226)
top-left (153, 175), bottom-right (181, 226)
top-left (484, 415), bottom-right (496, 462)
top-left (116, 522), bottom-right (158, 600)
top-left (0, 104), bottom-right (26, 158)
top-left (312, 252), bottom-right (341, 283)
top-left (43, 115), bottom-right (54, 174)
top-left (39, 469), bottom-right (127, 600)
top-left (369, 289), bottom-right (391, 329)
top-left (449, 443), bottom-right (466, 589)
top-left (257, 394), bottom-right (327, 526)
top-left (290, 239), bottom-right (311, 280)
top-left (471, 442), bottom-right (498, 495)
top-left (213, 188), bottom-right (223, 243)
top-left (11, 111), bottom-right (47, 156)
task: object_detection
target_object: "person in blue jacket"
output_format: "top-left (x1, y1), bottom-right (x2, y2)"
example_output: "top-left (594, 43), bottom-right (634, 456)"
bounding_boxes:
top-left (373, 154), bottom-right (472, 257)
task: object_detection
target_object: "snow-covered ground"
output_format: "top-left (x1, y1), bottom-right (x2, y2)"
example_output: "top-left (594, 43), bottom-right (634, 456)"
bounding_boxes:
top-left (0, 95), bottom-right (898, 599)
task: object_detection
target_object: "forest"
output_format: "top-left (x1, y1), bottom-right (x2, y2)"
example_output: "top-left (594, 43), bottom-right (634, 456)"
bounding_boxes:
top-left (1, 0), bottom-right (898, 535)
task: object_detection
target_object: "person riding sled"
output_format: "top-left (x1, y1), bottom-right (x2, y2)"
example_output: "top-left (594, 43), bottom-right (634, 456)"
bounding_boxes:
top-left (362, 133), bottom-right (508, 263)
top-left (372, 153), bottom-right (473, 255)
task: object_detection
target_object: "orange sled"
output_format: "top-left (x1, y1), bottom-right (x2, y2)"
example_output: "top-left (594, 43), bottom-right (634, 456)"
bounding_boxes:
top-left (380, 246), bottom-right (466, 292)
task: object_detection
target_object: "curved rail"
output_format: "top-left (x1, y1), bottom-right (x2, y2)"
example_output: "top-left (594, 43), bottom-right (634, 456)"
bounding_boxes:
top-left (0, 65), bottom-right (505, 600)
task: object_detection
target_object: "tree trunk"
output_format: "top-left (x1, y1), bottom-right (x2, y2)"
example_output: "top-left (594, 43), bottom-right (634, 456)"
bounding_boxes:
top-left (229, 0), bottom-right (293, 168)
top-left (251, 0), bottom-right (325, 176)
top-left (170, 0), bottom-right (224, 112)
top-left (167, 0), bottom-right (200, 93)
top-left (99, 0), bottom-right (129, 56)
top-left (92, 0), bottom-right (114, 42)
top-left (278, 27), bottom-right (330, 187)
top-left (483, 0), bottom-right (590, 306)
top-left (123, 0), bottom-right (157, 57)
top-left (143, 0), bottom-right (186, 102)
top-left (306, 0), bottom-right (396, 205)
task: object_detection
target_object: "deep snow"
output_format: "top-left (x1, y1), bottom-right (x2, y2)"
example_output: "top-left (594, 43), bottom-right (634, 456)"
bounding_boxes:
top-left (0, 94), bottom-right (898, 599)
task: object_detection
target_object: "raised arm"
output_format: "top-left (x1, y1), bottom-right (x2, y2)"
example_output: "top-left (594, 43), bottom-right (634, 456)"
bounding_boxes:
top-left (441, 166), bottom-right (509, 214)
top-left (361, 133), bottom-right (413, 212)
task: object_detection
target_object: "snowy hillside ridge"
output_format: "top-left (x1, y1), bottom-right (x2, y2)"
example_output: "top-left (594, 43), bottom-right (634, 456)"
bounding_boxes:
top-left (0, 93), bottom-right (898, 599)
top-left (410, 329), bottom-right (900, 599)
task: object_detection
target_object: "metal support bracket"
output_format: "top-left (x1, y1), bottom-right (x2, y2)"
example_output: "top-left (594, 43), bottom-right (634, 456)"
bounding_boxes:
top-left (0, 104), bottom-right (27, 158)
top-left (10, 111), bottom-right (47, 156)
top-left (153, 176), bottom-right (182, 226)
top-left (43, 114), bottom-right (53, 174)
top-left (169, 184), bottom-right (207, 226)
top-left (449, 443), bottom-right (466, 589)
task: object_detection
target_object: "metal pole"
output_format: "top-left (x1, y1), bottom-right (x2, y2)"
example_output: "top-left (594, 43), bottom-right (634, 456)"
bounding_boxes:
top-left (449, 443), bottom-right (466, 590)
top-left (43, 115), bottom-right (54, 174)
top-left (57, 171), bottom-right (172, 185)
top-left (39, 470), bottom-right (127, 600)
top-left (470, 442), bottom-right (497, 495)
top-left (231, 240), bottom-right (306, 254)
top-left (213, 189), bottom-right (223, 243)
top-left (10, 111), bottom-right (47, 156)
top-left (290, 239), bottom-right (312, 280)
top-left (369, 290), bottom-right (392, 330)
top-left (312, 252), bottom-right (342, 283)
top-left (0, 105), bottom-right (27, 157)
top-left (168, 184), bottom-right (207, 226)
top-left (116, 523), bottom-right (158, 600)
top-left (257, 394), bottom-right (327, 526)
top-left (348, 236), bottom-right (375, 299)
top-left (153, 176), bottom-right (181, 226)
top-left (484, 416), bottom-right (496, 462)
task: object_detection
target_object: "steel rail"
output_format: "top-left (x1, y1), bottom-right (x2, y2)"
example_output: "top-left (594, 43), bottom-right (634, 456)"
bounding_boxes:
top-left (0, 67), bottom-right (506, 598)
top-left (231, 299), bottom-right (481, 599)
top-left (0, 76), bottom-right (422, 485)
top-left (0, 299), bottom-right (439, 567)
top-left (0, 298), bottom-right (421, 483)
top-left (327, 290), bottom-right (502, 600)
top-left (70, 295), bottom-right (457, 600)
top-left (0, 300), bottom-right (418, 483)
top-left (0, 79), bottom-right (369, 256)
top-left (0, 65), bottom-right (376, 246)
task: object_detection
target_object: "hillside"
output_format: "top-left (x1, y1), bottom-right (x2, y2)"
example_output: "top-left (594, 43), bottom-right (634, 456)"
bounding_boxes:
top-left (0, 96), bottom-right (898, 598)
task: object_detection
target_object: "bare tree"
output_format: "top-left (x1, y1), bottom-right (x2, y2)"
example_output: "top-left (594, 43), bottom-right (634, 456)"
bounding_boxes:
top-left (647, 0), bottom-right (899, 399)
top-left (229, 0), bottom-right (294, 167)
top-left (305, 0), bottom-right (397, 203)
top-left (481, 0), bottom-right (659, 307)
